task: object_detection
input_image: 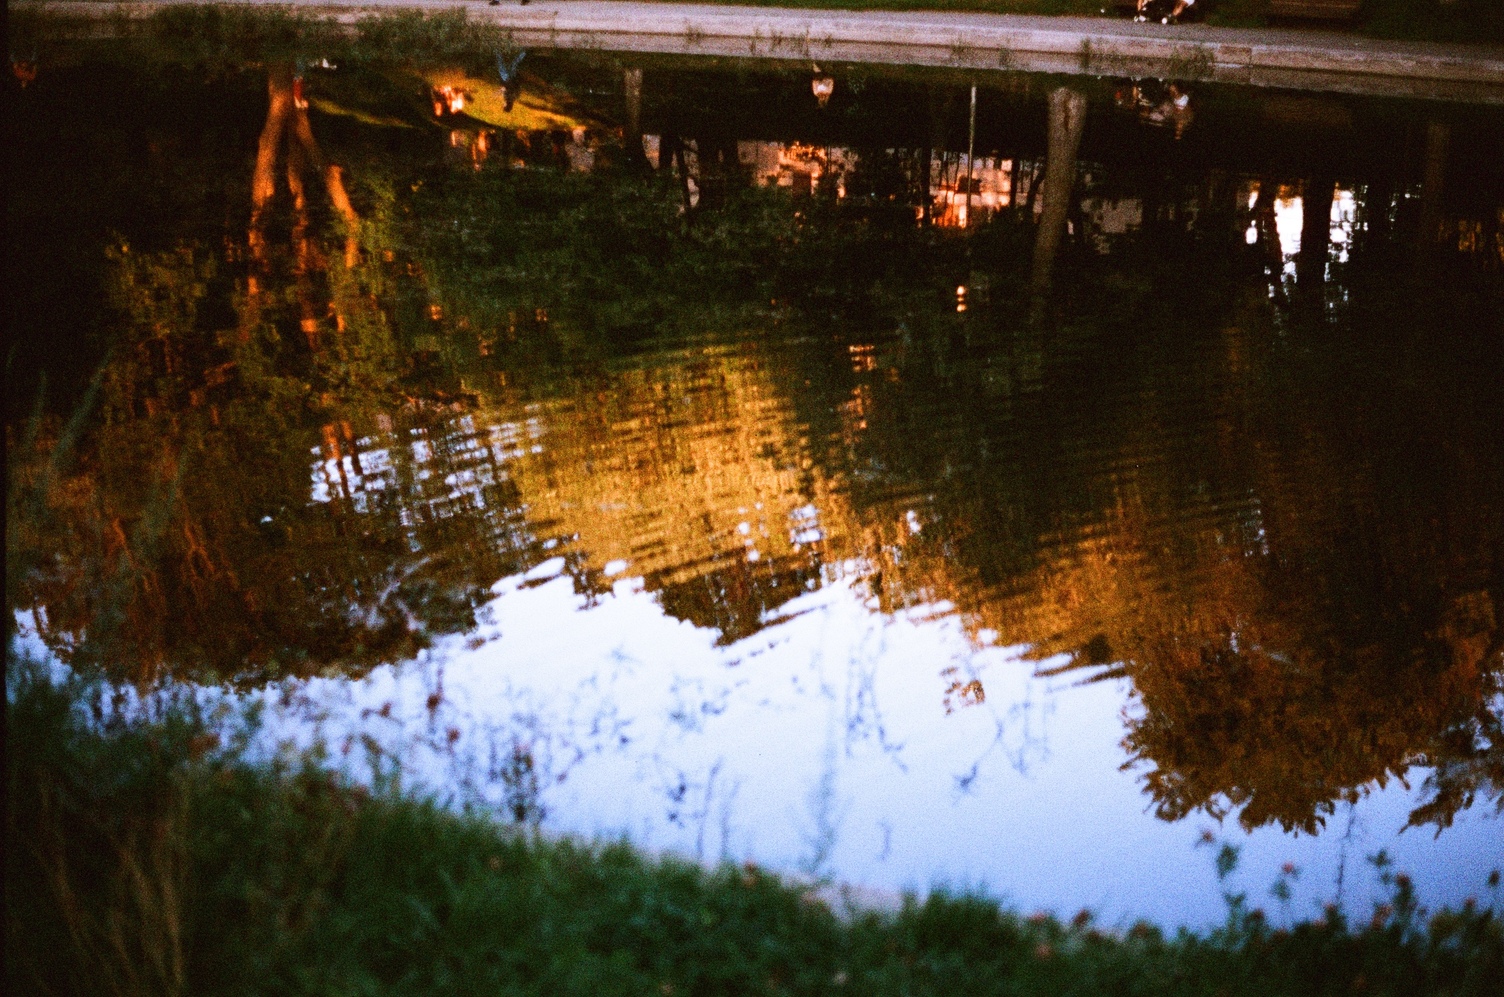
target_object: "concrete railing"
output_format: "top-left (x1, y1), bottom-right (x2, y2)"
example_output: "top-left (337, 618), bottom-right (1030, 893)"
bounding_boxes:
top-left (16, 0), bottom-right (1504, 102)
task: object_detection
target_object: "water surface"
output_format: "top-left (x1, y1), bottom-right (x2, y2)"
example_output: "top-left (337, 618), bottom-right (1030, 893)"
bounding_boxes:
top-left (7, 38), bottom-right (1503, 925)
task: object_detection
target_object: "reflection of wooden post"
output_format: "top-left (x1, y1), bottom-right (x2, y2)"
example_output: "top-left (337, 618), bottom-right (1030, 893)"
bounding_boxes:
top-left (920, 143), bottom-right (933, 225)
top-left (1250, 181), bottom-right (1281, 274)
top-left (1297, 175), bottom-right (1334, 297)
top-left (1030, 87), bottom-right (1087, 297)
top-left (930, 87), bottom-right (954, 153)
top-left (924, 87), bottom-right (954, 225)
top-left (1363, 175), bottom-right (1393, 249)
top-left (667, 133), bottom-right (695, 218)
top-left (1416, 120), bottom-right (1449, 247)
top-left (623, 65), bottom-right (644, 165)
top-left (964, 84), bottom-right (977, 227)
top-left (624, 67), bottom-right (642, 137)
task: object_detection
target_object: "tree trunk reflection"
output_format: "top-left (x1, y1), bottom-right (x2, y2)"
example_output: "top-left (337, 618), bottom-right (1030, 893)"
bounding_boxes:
top-left (1030, 87), bottom-right (1087, 298)
top-left (250, 63), bottom-right (360, 271)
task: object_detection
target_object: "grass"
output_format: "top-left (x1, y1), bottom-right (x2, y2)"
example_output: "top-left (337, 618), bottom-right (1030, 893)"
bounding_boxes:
top-left (8, 652), bottom-right (1503, 997)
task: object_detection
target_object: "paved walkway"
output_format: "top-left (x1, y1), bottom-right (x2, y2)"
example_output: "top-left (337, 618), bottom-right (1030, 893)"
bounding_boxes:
top-left (20, 0), bottom-right (1504, 101)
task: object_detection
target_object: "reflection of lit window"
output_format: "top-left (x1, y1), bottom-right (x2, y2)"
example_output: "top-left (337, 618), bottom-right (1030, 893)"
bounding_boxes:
top-left (565, 130), bottom-right (595, 173)
top-left (1329, 188), bottom-right (1358, 266)
top-left (1274, 190), bottom-right (1303, 280)
top-left (1078, 198), bottom-right (1144, 253)
top-left (1455, 218), bottom-right (1483, 254)
top-left (929, 153), bottom-right (1013, 229)
top-left (1274, 194), bottom-right (1303, 257)
top-left (432, 87), bottom-right (467, 116)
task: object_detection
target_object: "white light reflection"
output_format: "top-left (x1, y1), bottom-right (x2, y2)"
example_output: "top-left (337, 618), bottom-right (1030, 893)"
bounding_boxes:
top-left (1329, 188), bottom-right (1358, 267)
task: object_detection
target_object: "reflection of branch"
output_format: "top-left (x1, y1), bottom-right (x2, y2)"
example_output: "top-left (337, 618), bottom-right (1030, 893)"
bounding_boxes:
top-left (950, 656), bottom-right (1053, 796)
top-left (716, 775), bottom-right (741, 862)
top-left (842, 632), bottom-right (907, 771)
top-left (1332, 801), bottom-right (1361, 915)
top-left (289, 84), bottom-right (360, 269)
top-left (798, 727), bottom-right (845, 880)
top-left (694, 758), bottom-right (724, 862)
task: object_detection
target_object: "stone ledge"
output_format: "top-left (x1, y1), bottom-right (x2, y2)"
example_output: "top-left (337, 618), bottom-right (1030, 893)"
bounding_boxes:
top-left (16, 0), bottom-right (1504, 102)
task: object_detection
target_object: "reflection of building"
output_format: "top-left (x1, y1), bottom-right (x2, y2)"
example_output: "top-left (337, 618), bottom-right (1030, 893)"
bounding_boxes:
top-left (448, 129), bottom-right (497, 170)
top-left (928, 153), bottom-right (1016, 228)
top-left (310, 407), bottom-right (543, 569)
top-left (730, 140), bottom-right (1024, 227)
top-left (432, 86), bottom-right (469, 117)
top-left (564, 127), bottom-right (596, 172)
top-left (737, 140), bottom-right (854, 197)
top-left (1078, 197), bottom-right (1144, 251)
top-left (641, 133), bottom-right (662, 168)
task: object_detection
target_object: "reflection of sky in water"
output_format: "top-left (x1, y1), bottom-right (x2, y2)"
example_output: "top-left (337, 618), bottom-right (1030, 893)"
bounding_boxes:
top-left (263, 315), bottom-right (1504, 927)
top-left (38, 552), bottom-right (1485, 929)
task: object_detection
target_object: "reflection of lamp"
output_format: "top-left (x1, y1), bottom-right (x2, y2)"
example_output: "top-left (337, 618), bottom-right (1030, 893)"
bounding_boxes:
top-left (811, 75), bottom-right (835, 108)
top-left (12, 54), bottom-right (39, 88)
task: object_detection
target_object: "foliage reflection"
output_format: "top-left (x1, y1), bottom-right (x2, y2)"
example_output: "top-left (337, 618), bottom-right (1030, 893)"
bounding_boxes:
top-left (7, 53), bottom-right (1502, 838)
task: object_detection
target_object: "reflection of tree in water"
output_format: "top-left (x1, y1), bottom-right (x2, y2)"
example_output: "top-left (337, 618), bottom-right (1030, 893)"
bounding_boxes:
top-left (8, 64), bottom-right (533, 684)
top-left (1116, 589), bottom-right (1500, 834)
top-left (9, 55), bottom-right (1503, 838)
top-left (816, 224), bottom-right (1504, 834)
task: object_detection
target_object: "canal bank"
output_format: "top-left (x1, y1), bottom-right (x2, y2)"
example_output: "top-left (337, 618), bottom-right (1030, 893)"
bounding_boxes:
top-left (16, 0), bottom-right (1504, 103)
